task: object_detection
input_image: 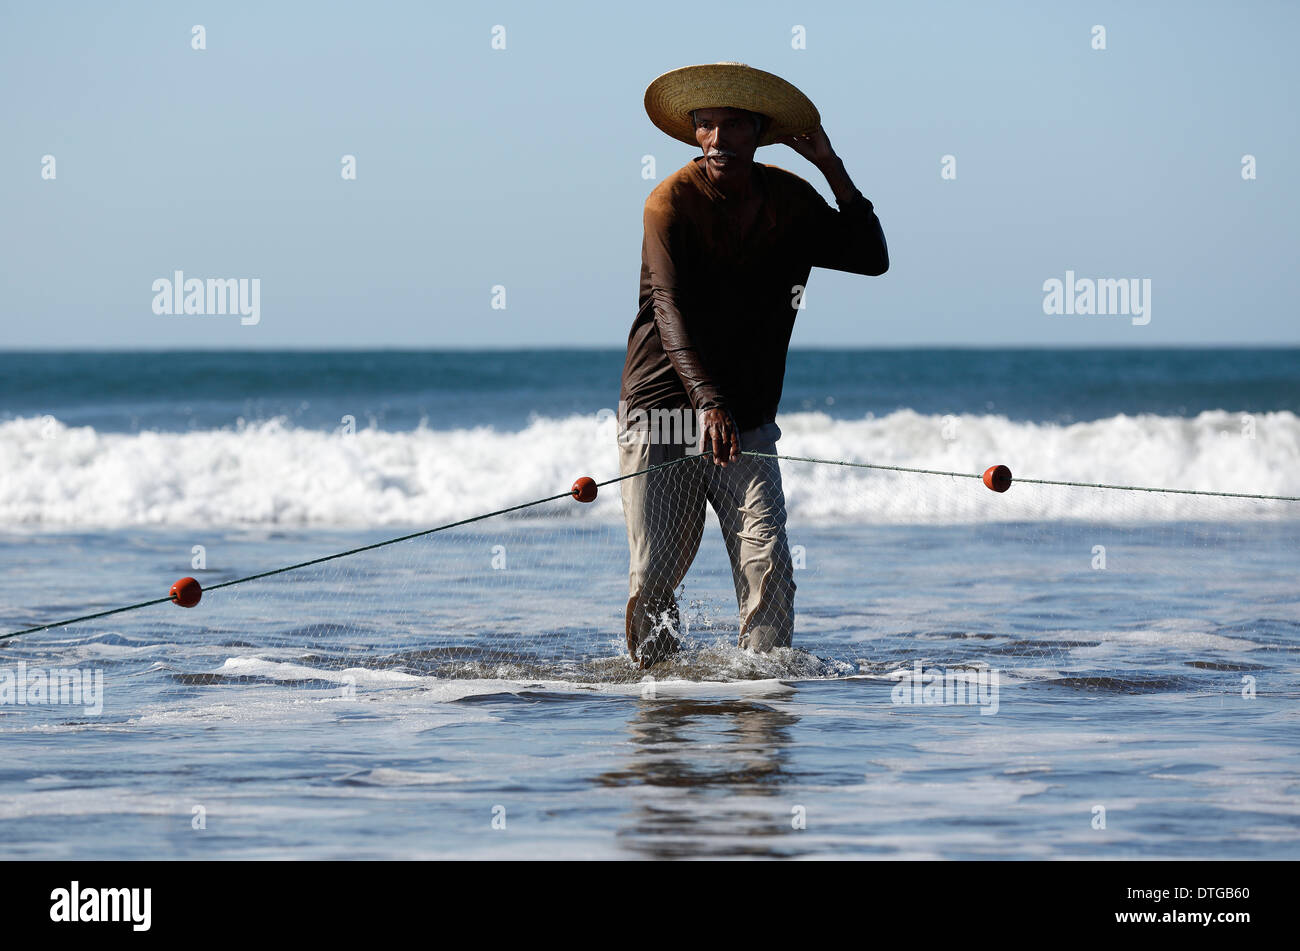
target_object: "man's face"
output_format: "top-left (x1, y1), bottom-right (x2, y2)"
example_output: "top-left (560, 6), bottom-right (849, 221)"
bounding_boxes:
top-left (693, 107), bottom-right (763, 185)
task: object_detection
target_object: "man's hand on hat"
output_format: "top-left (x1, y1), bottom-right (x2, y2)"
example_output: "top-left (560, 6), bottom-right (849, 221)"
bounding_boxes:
top-left (779, 125), bottom-right (836, 168)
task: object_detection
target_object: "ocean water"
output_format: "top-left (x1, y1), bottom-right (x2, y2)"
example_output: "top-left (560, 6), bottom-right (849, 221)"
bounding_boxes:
top-left (1, 349), bottom-right (1297, 859)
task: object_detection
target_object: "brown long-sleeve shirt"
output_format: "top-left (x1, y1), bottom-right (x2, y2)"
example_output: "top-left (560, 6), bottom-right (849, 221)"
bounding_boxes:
top-left (619, 156), bottom-right (888, 434)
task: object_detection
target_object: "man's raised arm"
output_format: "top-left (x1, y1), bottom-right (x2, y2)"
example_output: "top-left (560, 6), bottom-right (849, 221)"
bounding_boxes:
top-left (782, 127), bottom-right (889, 277)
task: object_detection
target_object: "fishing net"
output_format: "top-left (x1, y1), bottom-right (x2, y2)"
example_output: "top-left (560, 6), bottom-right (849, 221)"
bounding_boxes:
top-left (2, 452), bottom-right (1295, 721)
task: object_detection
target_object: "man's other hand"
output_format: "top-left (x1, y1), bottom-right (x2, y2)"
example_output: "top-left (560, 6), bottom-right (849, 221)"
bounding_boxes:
top-left (699, 407), bottom-right (740, 466)
top-left (779, 125), bottom-right (836, 168)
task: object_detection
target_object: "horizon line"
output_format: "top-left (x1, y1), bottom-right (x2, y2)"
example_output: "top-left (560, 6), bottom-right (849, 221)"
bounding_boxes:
top-left (1, 343), bottom-right (1297, 354)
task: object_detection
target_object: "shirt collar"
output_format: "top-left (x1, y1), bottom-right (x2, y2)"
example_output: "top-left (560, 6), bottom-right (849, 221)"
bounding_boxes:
top-left (688, 155), bottom-right (766, 202)
top-left (687, 157), bottom-right (778, 233)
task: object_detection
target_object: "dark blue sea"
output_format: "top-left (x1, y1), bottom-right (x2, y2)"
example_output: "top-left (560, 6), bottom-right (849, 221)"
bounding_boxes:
top-left (0, 348), bottom-right (1296, 858)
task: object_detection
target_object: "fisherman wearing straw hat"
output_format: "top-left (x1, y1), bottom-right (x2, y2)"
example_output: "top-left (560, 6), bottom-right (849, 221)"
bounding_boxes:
top-left (618, 63), bottom-right (889, 668)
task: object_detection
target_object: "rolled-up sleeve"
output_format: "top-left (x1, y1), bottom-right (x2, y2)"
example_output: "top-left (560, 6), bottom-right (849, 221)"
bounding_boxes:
top-left (642, 201), bottom-right (727, 412)
top-left (800, 186), bottom-right (889, 277)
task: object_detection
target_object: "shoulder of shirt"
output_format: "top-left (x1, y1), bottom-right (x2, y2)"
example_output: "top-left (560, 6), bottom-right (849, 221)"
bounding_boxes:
top-left (643, 159), bottom-right (835, 222)
top-left (644, 160), bottom-right (706, 221)
top-left (758, 163), bottom-right (827, 204)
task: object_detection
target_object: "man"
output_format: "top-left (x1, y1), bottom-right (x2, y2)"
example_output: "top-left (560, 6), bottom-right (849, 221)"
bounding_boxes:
top-left (618, 62), bottom-right (888, 668)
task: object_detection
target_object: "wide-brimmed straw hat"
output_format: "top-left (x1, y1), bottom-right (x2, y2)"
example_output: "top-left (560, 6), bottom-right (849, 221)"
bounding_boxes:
top-left (644, 62), bottom-right (820, 147)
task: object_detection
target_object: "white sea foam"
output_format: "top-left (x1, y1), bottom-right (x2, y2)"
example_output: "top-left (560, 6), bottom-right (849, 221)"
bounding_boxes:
top-left (217, 656), bottom-right (425, 685)
top-left (212, 657), bottom-right (805, 698)
top-left (1, 410), bottom-right (1295, 528)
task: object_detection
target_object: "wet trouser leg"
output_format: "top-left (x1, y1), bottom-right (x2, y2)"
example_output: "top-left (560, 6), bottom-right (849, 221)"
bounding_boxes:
top-left (705, 431), bottom-right (795, 651)
top-left (619, 432), bottom-right (705, 662)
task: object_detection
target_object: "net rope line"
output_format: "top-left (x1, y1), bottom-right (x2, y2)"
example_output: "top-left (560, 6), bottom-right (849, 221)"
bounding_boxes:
top-left (3, 449), bottom-right (1296, 642)
top-left (750, 452), bottom-right (1300, 502)
top-left (0, 452), bottom-right (702, 641)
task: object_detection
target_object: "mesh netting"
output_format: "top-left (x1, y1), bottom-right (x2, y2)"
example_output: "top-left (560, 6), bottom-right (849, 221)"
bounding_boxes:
top-left (2, 454), bottom-right (1296, 708)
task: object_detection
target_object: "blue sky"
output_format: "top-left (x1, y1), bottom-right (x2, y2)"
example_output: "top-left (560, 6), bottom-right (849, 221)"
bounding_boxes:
top-left (1, 0), bottom-right (1296, 348)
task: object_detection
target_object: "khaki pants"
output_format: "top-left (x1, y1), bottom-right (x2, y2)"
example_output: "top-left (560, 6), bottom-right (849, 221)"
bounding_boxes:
top-left (618, 421), bottom-right (795, 658)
